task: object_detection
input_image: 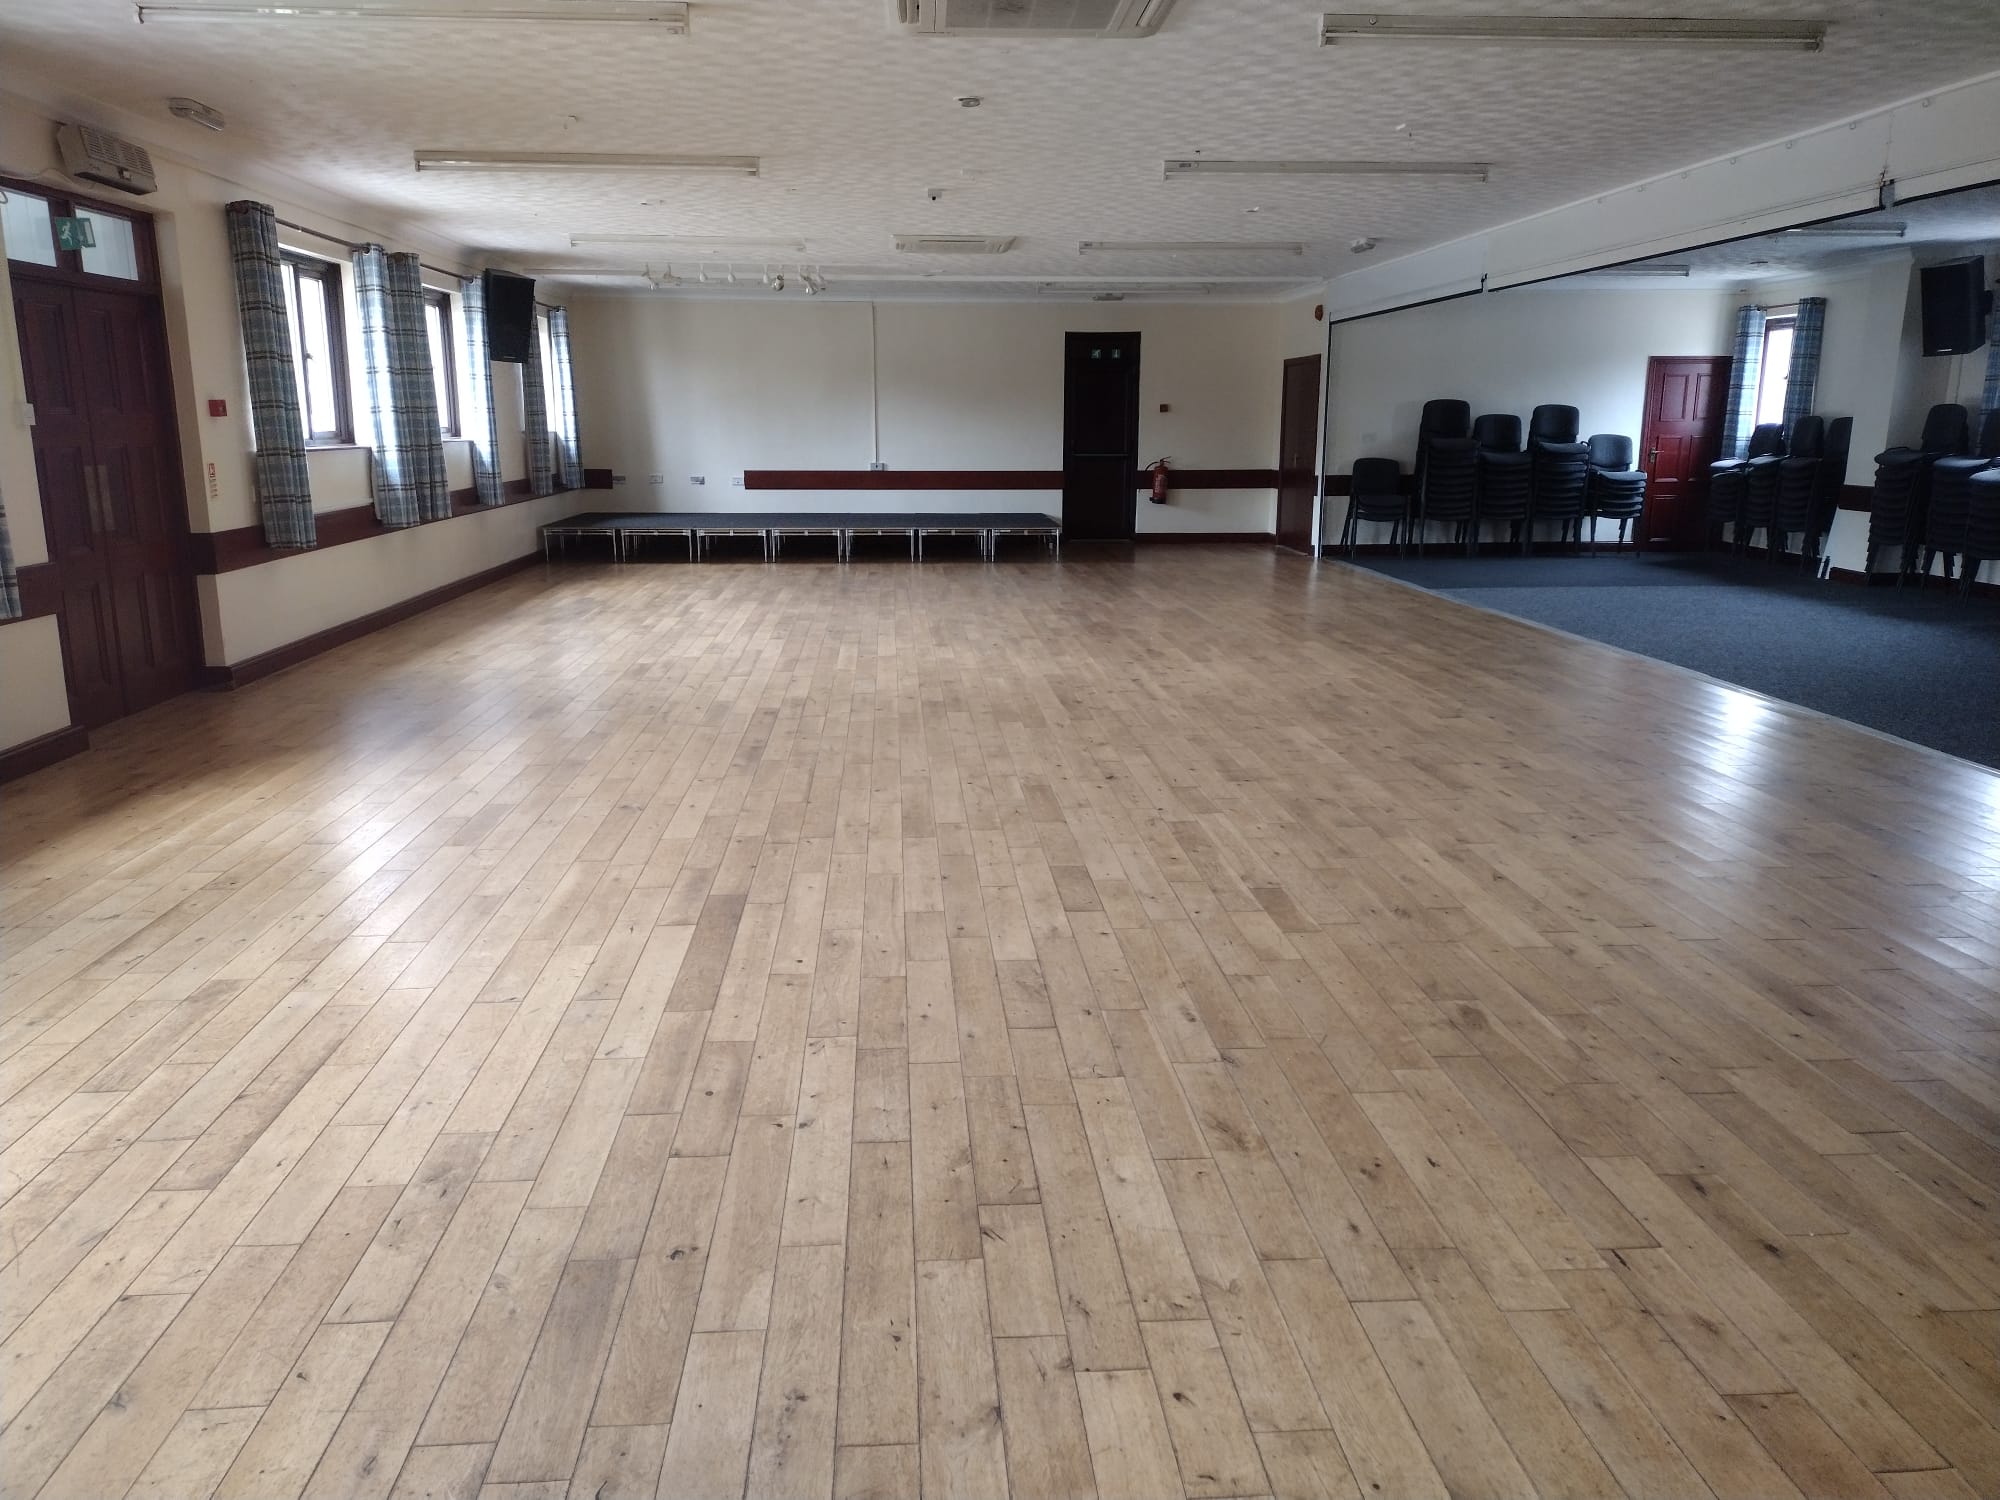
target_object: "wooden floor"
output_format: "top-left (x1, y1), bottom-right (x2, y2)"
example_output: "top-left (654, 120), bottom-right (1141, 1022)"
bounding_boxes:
top-left (3, 545), bottom-right (1998, 1500)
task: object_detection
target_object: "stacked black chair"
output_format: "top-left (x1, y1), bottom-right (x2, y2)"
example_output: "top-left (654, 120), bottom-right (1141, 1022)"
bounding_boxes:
top-left (1865, 403), bottom-right (1970, 583)
top-left (1771, 415), bottom-right (1849, 574)
top-left (1922, 409), bottom-right (2000, 585)
top-left (1763, 415), bottom-right (1823, 565)
top-left (1338, 456), bottom-right (1410, 557)
top-left (1414, 399), bottom-right (1471, 509)
top-left (1739, 424), bottom-right (1793, 555)
top-left (1472, 413), bottom-right (1532, 551)
top-left (1528, 404), bottom-right (1590, 550)
top-left (1707, 422), bottom-right (1784, 550)
top-left (1418, 435), bottom-right (1480, 553)
top-left (1584, 434), bottom-right (1647, 552)
top-left (1963, 467), bottom-right (2000, 598)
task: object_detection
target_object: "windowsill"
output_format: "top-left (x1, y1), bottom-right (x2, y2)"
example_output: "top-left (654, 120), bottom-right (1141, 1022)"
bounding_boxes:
top-left (305, 441), bottom-right (368, 452)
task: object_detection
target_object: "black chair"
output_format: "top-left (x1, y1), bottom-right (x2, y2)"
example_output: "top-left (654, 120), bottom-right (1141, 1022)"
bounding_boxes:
top-left (1418, 436), bottom-right (1479, 553)
top-left (1585, 434), bottom-right (1647, 552)
top-left (1472, 414), bottom-right (1531, 551)
top-left (1529, 404), bottom-right (1589, 549)
top-left (1923, 409), bottom-right (2000, 585)
top-left (1708, 422), bottom-right (1784, 551)
top-left (1963, 467), bottom-right (2000, 598)
top-left (1761, 415), bottom-right (1822, 564)
top-left (1771, 415), bottom-right (1849, 574)
top-left (1339, 457), bottom-right (1409, 557)
top-left (1866, 403), bottom-right (1970, 583)
top-left (1414, 398), bottom-right (1471, 514)
top-left (1740, 424), bottom-right (1795, 556)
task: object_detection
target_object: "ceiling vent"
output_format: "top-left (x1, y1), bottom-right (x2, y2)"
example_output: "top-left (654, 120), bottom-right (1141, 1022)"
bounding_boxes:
top-left (56, 123), bottom-right (158, 196)
top-left (889, 0), bottom-right (1174, 38)
top-left (895, 233), bottom-right (1018, 253)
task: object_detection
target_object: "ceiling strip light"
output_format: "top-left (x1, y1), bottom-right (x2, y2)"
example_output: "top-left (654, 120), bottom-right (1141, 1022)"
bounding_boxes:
top-left (1078, 240), bottom-right (1306, 254)
top-left (1165, 158), bottom-right (1489, 182)
top-left (1598, 264), bottom-right (1692, 277)
top-left (1783, 222), bottom-right (1907, 238)
top-left (1319, 14), bottom-right (1826, 50)
top-left (570, 234), bottom-right (805, 251)
top-left (416, 151), bottom-right (758, 175)
top-left (139, 1), bottom-right (686, 23)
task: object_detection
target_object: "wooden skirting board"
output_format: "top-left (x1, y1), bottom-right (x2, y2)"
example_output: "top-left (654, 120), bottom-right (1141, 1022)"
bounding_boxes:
top-left (0, 722), bottom-right (90, 785)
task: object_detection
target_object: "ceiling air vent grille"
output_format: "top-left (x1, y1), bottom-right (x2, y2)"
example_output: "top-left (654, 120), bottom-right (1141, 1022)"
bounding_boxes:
top-left (891, 0), bottom-right (1174, 38)
top-left (894, 234), bottom-right (1019, 254)
top-left (55, 123), bottom-right (159, 195)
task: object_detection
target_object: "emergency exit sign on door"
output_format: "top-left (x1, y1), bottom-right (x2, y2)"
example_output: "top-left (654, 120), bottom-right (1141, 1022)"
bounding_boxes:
top-left (53, 217), bottom-right (96, 252)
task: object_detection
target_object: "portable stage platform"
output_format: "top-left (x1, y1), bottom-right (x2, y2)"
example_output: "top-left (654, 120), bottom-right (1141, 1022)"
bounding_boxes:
top-left (540, 511), bottom-right (1062, 562)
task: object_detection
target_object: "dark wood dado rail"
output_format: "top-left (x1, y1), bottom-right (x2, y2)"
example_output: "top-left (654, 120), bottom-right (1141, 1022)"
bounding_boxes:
top-left (744, 468), bottom-right (1281, 491)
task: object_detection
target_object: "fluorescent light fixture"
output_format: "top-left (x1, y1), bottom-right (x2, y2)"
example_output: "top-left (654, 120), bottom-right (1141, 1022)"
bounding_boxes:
top-left (1164, 158), bottom-right (1489, 182)
top-left (570, 234), bottom-right (804, 251)
top-left (139, 0), bottom-right (686, 23)
top-left (1078, 239), bottom-right (1305, 255)
top-left (1319, 13), bottom-right (1825, 50)
top-left (1783, 222), bottom-right (1907, 238)
top-left (1598, 263), bottom-right (1692, 277)
top-left (416, 151), bottom-right (758, 175)
top-left (1040, 283), bottom-right (1214, 295)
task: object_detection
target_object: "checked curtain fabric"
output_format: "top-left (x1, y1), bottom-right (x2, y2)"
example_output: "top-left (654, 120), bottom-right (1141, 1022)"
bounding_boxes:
top-left (1781, 296), bottom-right (1827, 436)
top-left (522, 312), bottom-right (557, 497)
top-left (550, 307), bottom-right (583, 492)
top-left (459, 274), bottom-right (506, 505)
top-left (0, 484), bottom-right (19, 620)
top-left (1719, 304), bottom-right (1767, 461)
top-left (225, 200), bottom-right (316, 548)
top-left (354, 246), bottom-right (451, 527)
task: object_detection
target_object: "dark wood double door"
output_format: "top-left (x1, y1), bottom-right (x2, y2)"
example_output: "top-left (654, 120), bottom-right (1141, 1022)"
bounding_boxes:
top-left (14, 274), bottom-right (200, 727)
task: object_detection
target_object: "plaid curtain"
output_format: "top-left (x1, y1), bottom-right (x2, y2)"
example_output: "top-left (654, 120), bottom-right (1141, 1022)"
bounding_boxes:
top-left (459, 274), bottom-right (505, 505)
top-left (549, 307), bottom-right (583, 491)
top-left (1983, 281), bottom-right (2000, 423)
top-left (225, 200), bottom-right (316, 548)
top-left (354, 247), bottom-right (450, 527)
top-left (0, 484), bottom-right (20, 620)
top-left (1781, 296), bottom-right (1826, 435)
top-left (522, 311), bottom-right (557, 497)
top-left (1719, 304), bottom-right (1766, 460)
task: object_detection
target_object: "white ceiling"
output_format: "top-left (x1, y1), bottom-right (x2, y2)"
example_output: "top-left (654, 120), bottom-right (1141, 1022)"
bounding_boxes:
top-left (7, 0), bottom-right (2000, 300)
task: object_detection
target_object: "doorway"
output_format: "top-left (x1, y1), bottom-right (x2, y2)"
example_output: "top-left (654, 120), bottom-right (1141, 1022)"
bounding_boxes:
top-left (1276, 354), bottom-right (1321, 552)
top-left (1062, 331), bottom-right (1140, 540)
top-left (1637, 354), bottom-right (1731, 550)
top-left (8, 179), bottom-right (201, 727)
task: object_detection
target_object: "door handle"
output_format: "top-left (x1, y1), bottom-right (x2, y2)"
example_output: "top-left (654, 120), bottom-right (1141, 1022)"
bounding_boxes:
top-left (1647, 449), bottom-right (1660, 468)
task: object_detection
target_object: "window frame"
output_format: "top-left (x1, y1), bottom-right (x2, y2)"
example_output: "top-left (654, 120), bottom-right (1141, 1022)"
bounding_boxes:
top-left (1753, 314), bottom-right (1796, 430)
top-left (280, 249), bottom-right (354, 446)
top-left (1, 173), bottom-right (160, 289)
top-left (423, 286), bottom-right (461, 438)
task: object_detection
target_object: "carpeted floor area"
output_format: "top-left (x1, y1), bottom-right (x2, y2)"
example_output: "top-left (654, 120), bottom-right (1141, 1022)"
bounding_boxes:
top-left (1353, 552), bottom-right (2000, 767)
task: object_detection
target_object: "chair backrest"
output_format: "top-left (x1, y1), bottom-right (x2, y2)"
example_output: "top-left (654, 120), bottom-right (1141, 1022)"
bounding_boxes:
top-left (1587, 434), bottom-right (1633, 470)
top-left (1351, 456), bottom-right (1401, 497)
top-left (1976, 408), bottom-right (2000, 461)
top-left (1919, 403), bottom-right (1970, 455)
top-left (1821, 416), bottom-right (1852, 472)
top-left (1418, 399), bottom-right (1472, 447)
top-left (1786, 414), bottom-right (1825, 461)
top-left (1529, 404), bottom-right (1579, 445)
top-left (1746, 422), bottom-right (1785, 459)
top-left (1471, 413), bottom-right (1521, 452)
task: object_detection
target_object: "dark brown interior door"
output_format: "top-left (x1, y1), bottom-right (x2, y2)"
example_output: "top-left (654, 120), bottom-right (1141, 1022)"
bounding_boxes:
top-left (1276, 355), bottom-right (1321, 552)
top-left (14, 277), bottom-right (198, 727)
top-left (1063, 331), bottom-right (1140, 540)
top-left (1638, 355), bottom-right (1731, 550)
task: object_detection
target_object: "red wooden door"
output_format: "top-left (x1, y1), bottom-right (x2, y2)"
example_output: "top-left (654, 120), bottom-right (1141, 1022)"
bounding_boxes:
top-left (1638, 355), bottom-right (1730, 550)
top-left (1276, 355), bottom-right (1321, 552)
top-left (13, 279), bottom-right (198, 727)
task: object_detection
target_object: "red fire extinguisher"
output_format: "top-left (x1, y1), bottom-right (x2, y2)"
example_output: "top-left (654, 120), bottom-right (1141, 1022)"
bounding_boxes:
top-left (1148, 457), bottom-right (1171, 504)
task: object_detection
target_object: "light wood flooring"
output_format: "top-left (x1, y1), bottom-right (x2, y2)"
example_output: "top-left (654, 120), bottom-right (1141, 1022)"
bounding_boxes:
top-left (3, 544), bottom-right (1999, 1500)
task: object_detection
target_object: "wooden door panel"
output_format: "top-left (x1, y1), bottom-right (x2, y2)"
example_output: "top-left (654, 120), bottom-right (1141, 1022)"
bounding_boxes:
top-left (1639, 354), bottom-right (1730, 550)
top-left (1063, 332), bottom-right (1141, 540)
top-left (1276, 355), bottom-right (1320, 552)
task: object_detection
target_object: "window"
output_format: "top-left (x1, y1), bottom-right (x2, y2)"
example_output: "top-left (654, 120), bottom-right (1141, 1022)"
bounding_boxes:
top-left (280, 251), bottom-right (352, 443)
top-left (2, 187), bottom-right (58, 267)
top-left (1754, 315), bottom-right (1795, 429)
top-left (536, 308), bottom-right (558, 397)
top-left (423, 287), bottom-right (459, 436)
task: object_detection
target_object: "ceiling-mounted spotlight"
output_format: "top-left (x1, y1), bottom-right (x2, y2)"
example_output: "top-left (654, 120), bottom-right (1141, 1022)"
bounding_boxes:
top-left (166, 96), bottom-right (226, 130)
top-left (1318, 13), bottom-right (1826, 50)
top-left (1349, 236), bottom-right (1377, 254)
top-left (1165, 158), bottom-right (1490, 182)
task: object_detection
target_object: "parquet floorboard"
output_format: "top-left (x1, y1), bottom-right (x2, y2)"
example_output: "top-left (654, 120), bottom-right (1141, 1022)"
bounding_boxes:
top-left (3, 546), bottom-right (1997, 1499)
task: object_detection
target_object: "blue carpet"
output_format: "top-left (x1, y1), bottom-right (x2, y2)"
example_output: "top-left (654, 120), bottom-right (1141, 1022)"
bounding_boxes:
top-left (1355, 553), bottom-right (2000, 768)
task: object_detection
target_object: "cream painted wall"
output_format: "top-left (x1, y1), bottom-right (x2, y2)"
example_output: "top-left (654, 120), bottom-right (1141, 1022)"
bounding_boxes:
top-left (0, 618), bottom-right (71, 750)
top-left (1324, 284), bottom-right (1737, 543)
top-left (570, 295), bottom-right (1288, 534)
top-left (1, 93), bottom-right (581, 754)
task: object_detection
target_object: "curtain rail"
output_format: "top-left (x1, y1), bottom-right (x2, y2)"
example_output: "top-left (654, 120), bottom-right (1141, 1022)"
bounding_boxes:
top-left (273, 215), bottom-right (462, 284)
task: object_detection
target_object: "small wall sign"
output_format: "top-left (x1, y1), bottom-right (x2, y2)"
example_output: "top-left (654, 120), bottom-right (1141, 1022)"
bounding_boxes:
top-left (53, 216), bottom-right (97, 252)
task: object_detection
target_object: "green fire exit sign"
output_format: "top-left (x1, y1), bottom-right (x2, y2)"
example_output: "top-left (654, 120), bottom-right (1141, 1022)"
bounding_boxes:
top-left (53, 216), bottom-right (96, 252)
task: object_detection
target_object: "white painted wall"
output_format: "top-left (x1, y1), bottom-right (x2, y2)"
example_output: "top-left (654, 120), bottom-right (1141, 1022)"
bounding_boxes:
top-left (0, 93), bottom-right (584, 755)
top-left (1323, 284), bottom-right (1737, 544)
top-left (570, 295), bottom-right (1287, 535)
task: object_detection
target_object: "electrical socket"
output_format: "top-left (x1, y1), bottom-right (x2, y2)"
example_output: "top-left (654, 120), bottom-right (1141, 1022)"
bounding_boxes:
top-left (648, 474), bottom-right (664, 484)
top-left (869, 461), bottom-right (887, 471)
top-left (731, 476), bottom-right (744, 487)
top-left (612, 474), bottom-right (627, 486)
top-left (689, 475), bottom-right (705, 486)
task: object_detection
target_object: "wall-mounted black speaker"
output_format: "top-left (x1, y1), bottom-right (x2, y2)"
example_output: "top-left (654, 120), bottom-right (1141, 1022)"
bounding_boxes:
top-left (483, 269), bottom-right (537, 364)
top-left (1918, 255), bottom-right (1991, 357)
